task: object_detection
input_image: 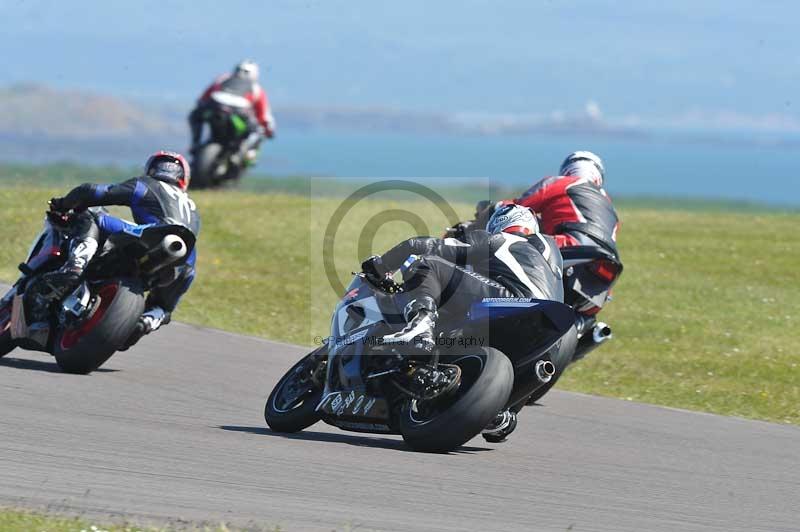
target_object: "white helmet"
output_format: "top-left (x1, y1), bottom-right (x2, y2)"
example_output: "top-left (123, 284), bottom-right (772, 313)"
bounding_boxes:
top-left (486, 204), bottom-right (539, 236)
top-left (234, 60), bottom-right (259, 81)
top-left (560, 151), bottom-right (605, 186)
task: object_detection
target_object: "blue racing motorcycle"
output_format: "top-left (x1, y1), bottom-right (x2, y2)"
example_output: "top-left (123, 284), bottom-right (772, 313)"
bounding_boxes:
top-left (0, 209), bottom-right (195, 374)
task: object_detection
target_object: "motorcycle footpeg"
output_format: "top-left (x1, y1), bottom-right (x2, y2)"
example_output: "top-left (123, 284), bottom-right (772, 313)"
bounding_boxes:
top-left (482, 410), bottom-right (518, 443)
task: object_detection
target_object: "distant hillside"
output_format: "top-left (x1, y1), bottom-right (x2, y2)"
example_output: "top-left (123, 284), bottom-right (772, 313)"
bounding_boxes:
top-left (0, 83), bottom-right (182, 139)
top-left (0, 83), bottom-right (642, 141)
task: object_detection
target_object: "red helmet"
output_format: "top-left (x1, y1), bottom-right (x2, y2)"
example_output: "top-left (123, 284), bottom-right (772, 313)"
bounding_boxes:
top-left (144, 150), bottom-right (191, 190)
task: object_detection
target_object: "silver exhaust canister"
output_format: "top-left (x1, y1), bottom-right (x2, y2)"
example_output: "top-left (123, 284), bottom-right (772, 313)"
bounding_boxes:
top-left (592, 322), bottom-right (613, 344)
top-left (161, 235), bottom-right (187, 260)
top-left (534, 360), bottom-right (556, 383)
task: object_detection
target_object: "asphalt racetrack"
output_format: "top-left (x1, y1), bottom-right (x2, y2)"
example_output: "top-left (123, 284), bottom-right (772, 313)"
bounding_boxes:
top-left (1, 286), bottom-right (798, 531)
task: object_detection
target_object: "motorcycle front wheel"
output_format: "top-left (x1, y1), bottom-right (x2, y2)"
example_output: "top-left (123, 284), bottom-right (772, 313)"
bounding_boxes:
top-left (264, 347), bottom-right (326, 433)
top-left (0, 301), bottom-right (14, 358)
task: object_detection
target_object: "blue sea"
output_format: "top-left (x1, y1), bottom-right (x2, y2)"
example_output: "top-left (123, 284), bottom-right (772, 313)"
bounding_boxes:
top-left (1, 128), bottom-right (798, 207)
top-left (260, 129), bottom-right (799, 207)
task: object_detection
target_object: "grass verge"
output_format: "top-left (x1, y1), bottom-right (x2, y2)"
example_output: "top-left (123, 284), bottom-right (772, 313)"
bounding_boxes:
top-left (0, 507), bottom-right (267, 531)
top-left (1, 184), bottom-right (798, 425)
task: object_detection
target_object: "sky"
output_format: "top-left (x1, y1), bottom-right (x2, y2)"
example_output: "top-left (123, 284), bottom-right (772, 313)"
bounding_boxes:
top-left (1, 0), bottom-right (798, 124)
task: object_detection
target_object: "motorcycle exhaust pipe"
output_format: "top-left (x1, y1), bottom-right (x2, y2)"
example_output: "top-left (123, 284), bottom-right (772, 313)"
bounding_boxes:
top-left (161, 235), bottom-right (187, 260)
top-left (534, 360), bottom-right (556, 384)
top-left (141, 235), bottom-right (188, 274)
top-left (592, 322), bottom-right (612, 344)
top-left (572, 322), bottom-right (614, 363)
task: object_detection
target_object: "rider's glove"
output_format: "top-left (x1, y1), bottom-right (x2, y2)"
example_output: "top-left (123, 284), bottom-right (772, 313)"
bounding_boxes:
top-left (49, 197), bottom-right (68, 213)
top-left (361, 255), bottom-right (387, 283)
top-left (361, 256), bottom-right (403, 294)
top-left (445, 221), bottom-right (471, 241)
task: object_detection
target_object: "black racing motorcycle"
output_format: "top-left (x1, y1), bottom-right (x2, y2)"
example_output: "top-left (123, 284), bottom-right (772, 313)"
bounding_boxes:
top-left (190, 93), bottom-right (260, 189)
top-left (265, 272), bottom-right (577, 452)
top-left (0, 209), bottom-right (195, 374)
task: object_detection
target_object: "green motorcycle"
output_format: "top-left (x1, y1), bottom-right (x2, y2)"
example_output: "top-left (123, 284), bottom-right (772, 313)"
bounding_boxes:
top-left (190, 92), bottom-right (261, 189)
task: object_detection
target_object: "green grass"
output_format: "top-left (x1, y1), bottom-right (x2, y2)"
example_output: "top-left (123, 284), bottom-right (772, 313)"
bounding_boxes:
top-left (1, 183), bottom-right (798, 425)
top-left (0, 509), bottom-right (133, 532)
top-left (0, 508), bottom-right (276, 531)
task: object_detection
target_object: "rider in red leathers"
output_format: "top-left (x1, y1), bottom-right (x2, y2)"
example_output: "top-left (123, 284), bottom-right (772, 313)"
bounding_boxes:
top-left (189, 60), bottom-right (275, 165)
top-left (516, 151), bottom-right (619, 252)
top-left (461, 151), bottom-right (620, 319)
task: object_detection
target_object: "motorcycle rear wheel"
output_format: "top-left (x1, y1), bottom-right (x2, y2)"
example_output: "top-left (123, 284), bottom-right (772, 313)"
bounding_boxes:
top-left (192, 143), bottom-right (224, 189)
top-left (53, 278), bottom-right (145, 374)
top-left (399, 346), bottom-right (513, 453)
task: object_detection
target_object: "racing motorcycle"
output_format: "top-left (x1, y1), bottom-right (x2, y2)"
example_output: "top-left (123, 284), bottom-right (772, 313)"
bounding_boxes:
top-left (190, 92), bottom-right (260, 189)
top-left (264, 271), bottom-right (577, 452)
top-left (446, 201), bottom-right (623, 404)
top-left (0, 209), bottom-right (195, 374)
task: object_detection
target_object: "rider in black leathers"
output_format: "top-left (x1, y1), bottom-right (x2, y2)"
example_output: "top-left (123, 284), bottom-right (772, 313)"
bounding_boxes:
top-left (362, 204), bottom-right (563, 442)
top-left (44, 151), bottom-right (201, 348)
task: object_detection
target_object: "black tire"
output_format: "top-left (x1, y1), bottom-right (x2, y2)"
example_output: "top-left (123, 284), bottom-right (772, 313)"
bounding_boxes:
top-left (264, 348), bottom-right (325, 433)
top-left (0, 331), bottom-right (14, 358)
top-left (0, 302), bottom-right (14, 358)
top-left (399, 347), bottom-right (514, 453)
top-left (192, 143), bottom-right (223, 189)
top-left (53, 279), bottom-right (145, 374)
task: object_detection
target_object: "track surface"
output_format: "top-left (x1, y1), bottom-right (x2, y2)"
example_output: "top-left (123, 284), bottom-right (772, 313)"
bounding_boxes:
top-left (1, 303), bottom-right (798, 530)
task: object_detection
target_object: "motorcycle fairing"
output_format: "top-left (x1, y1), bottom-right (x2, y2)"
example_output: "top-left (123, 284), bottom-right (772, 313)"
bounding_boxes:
top-left (24, 222), bottom-right (65, 273)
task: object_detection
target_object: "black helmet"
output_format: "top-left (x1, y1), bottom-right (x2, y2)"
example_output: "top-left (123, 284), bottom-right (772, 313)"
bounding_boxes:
top-left (144, 150), bottom-right (191, 190)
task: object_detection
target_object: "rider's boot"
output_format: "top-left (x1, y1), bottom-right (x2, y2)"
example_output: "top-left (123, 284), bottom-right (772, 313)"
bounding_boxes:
top-left (241, 132), bottom-right (261, 167)
top-left (119, 307), bottom-right (170, 351)
top-left (382, 297), bottom-right (438, 351)
top-left (41, 237), bottom-right (98, 299)
top-left (482, 409), bottom-right (518, 443)
top-left (244, 148), bottom-right (258, 166)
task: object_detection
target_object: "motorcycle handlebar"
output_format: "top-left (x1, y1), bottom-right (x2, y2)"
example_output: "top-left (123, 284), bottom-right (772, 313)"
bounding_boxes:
top-left (357, 271), bottom-right (404, 294)
top-left (46, 209), bottom-right (73, 227)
